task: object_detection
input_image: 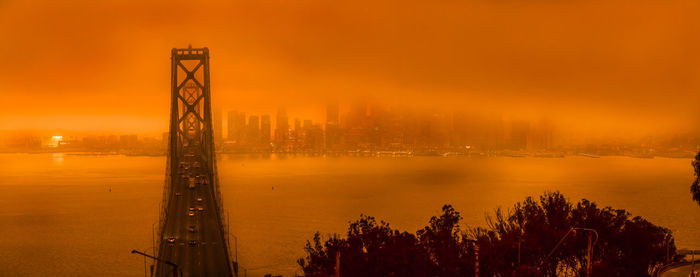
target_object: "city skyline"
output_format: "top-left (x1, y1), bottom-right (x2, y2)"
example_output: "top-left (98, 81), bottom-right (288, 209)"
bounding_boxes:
top-left (1, 0), bottom-right (698, 138)
top-left (3, 100), bottom-right (697, 159)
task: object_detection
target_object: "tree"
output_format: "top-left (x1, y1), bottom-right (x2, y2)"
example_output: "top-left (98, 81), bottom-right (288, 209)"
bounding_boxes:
top-left (691, 151), bottom-right (700, 205)
top-left (417, 205), bottom-right (471, 276)
top-left (297, 215), bottom-right (434, 277)
top-left (299, 192), bottom-right (679, 277)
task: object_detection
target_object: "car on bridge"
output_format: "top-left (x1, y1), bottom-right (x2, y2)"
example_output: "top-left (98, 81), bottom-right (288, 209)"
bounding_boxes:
top-left (188, 240), bottom-right (198, 246)
top-left (167, 237), bottom-right (176, 243)
top-left (188, 211), bottom-right (195, 217)
top-left (196, 197), bottom-right (203, 202)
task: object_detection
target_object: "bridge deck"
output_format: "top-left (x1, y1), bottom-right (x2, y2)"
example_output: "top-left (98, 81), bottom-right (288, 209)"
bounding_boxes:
top-left (156, 158), bottom-right (232, 276)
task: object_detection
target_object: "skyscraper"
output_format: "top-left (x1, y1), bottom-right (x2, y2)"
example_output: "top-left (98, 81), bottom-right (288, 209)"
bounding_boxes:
top-left (293, 118), bottom-right (301, 151)
top-left (275, 107), bottom-right (289, 150)
top-left (247, 115), bottom-right (260, 146)
top-left (227, 110), bottom-right (246, 144)
top-left (260, 115), bottom-right (271, 146)
top-left (325, 101), bottom-right (340, 150)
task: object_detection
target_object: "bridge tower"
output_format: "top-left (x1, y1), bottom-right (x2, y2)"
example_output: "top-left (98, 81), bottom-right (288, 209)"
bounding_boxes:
top-left (155, 46), bottom-right (233, 276)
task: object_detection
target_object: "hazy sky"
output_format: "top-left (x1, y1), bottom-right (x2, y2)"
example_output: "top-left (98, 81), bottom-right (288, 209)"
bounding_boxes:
top-left (0, 0), bottom-right (698, 137)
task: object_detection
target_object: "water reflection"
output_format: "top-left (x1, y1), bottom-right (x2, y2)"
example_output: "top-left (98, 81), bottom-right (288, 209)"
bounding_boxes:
top-left (0, 154), bottom-right (696, 277)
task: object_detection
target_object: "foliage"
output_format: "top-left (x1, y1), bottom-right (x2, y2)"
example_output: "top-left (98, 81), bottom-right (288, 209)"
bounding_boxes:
top-left (298, 192), bottom-right (678, 276)
top-left (691, 151), bottom-right (700, 205)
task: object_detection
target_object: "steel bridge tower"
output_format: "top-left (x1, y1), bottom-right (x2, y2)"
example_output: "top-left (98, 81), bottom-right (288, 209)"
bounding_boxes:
top-left (155, 46), bottom-right (234, 277)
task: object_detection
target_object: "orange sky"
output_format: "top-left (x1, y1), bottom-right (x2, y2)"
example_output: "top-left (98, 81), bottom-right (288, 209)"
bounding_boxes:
top-left (0, 0), bottom-right (698, 137)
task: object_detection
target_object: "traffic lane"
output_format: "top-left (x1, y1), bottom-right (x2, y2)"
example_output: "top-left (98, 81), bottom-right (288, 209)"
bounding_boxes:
top-left (201, 182), bottom-right (231, 276)
top-left (158, 174), bottom-right (192, 276)
top-left (194, 172), bottom-right (228, 276)
top-left (156, 164), bottom-right (188, 275)
top-left (157, 163), bottom-right (231, 276)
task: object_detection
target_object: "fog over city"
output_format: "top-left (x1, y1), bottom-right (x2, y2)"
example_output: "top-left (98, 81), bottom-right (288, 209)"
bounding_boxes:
top-left (0, 0), bottom-right (698, 139)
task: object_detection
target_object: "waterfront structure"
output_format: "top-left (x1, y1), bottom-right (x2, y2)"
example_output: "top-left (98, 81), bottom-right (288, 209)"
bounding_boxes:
top-left (155, 46), bottom-right (234, 276)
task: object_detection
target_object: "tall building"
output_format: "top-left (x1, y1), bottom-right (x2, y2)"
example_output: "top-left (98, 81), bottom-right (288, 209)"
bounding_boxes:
top-left (227, 110), bottom-right (246, 144)
top-left (119, 134), bottom-right (138, 149)
top-left (325, 101), bottom-right (340, 150)
top-left (260, 114), bottom-right (271, 146)
top-left (508, 120), bottom-right (530, 150)
top-left (344, 101), bottom-right (369, 149)
top-left (527, 118), bottom-right (554, 151)
top-left (275, 107), bottom-right (289, 150)
top-left (306, 123), bottom-right (324, 152)
top-left (293, 118), bottom-right (302, 150)
top-left (247, 115), bottom-right (260, 146)
top-left (428, 113), bottom-right (449, 147)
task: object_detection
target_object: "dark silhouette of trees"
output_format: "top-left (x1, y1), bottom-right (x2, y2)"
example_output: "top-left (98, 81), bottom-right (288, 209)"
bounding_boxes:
top-left (417, 205), bottom-right (472, 276)
top-left (297, 215), bottom-right (434, 277)
top-left (691, 151), bottom-right (700, 205)
top-left (298, 192), bottom-right (678, 276)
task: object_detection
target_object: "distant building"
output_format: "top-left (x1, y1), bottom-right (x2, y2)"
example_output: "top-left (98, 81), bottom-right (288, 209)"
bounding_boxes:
top-left (527, 119), bottom-right (554, 152)
top-left (344, 101), bottom-right (369, 149)
top-left (428, 113), bottom-right (449, 148)
top-left (227, 110), bottom-right (246, 144)
top-left (325, 101), bottom-right (341, 150)
top-left (247, 115), bottom-right (260, 146)
top-left (260, 114), bottom-right (271, 146)
top-left (293, 118), bottom-right (302, 150)
top-left (119, 134), bottom-right (138, 149)
top-left (275, 107), bottom-right (289, 151)
top-left (508, 120), bottom-right (530, 150)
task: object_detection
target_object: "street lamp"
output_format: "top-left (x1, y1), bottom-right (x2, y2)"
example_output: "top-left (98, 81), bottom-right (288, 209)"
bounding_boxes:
top-left (136, 247), bottom-right (156, 277)
top-left (541, 227), bottom-right (598, 276)
top-left (131, 249), bottom-right (179, 277)
top-left (226, 210), bottom-right (239, 277)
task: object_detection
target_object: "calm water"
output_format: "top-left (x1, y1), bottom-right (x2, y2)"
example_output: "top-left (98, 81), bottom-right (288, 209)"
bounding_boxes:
top-left (0, 153), bottom-right (697, 276)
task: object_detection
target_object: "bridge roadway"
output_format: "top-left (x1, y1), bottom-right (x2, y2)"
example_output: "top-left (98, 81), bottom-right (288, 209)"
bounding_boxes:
top-left (155, 158), bottom-right (232, 277)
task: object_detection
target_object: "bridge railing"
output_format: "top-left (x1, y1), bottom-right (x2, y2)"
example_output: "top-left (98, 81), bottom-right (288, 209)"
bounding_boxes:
top-left (211, 155), bottom-right (236, 269)
top-left (155, 142), bottom-right (173, 259)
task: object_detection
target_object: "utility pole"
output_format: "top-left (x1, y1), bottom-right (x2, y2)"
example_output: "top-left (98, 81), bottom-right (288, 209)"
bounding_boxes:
top-left (586, 232), bottom-right (593, 276)
top-left (335, 250), bottom-right (341, 277)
